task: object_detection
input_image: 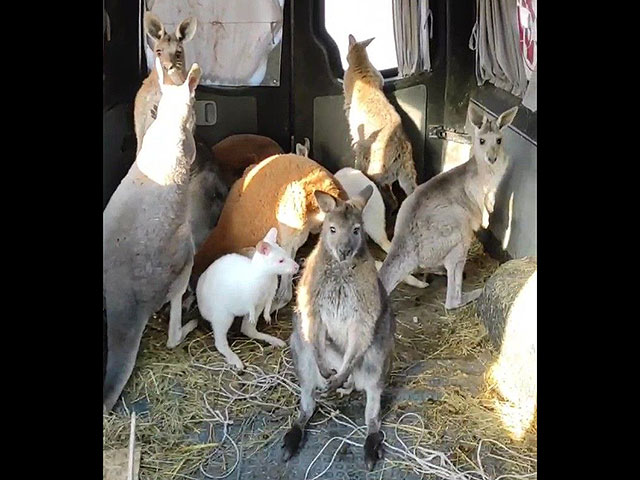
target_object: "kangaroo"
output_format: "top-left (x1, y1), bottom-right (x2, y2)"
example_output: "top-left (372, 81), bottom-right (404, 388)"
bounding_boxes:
top-left (293, 138), bottom-right (426, 289)
top-left (343, 34), bottom-right (418, 209)
top-left (379, 104), bottom-right (519, 309)
top-left (196, 228), bottom-right (299, 371)
top-left (133, 12), bottom-right (197, 153)
top-left (282, 185), bottom-right (395, 471)
top-left (103, 58), bottom-right (202, 412)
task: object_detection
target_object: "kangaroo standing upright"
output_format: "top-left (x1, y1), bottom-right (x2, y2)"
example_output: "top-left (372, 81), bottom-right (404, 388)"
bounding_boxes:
top-left (282, 185), bottom-right (395, 471)
top-left (379, 104), bottom-right (518, 308)
top-left (343, 34), bottom-right (418, 208)
top-left (134, 12), bottom-right (197, 153)
top-left (103, 59), bottom-right (202, 412)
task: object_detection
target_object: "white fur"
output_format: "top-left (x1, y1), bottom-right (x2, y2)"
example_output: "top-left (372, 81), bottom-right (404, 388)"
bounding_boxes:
top-left (196, 228), bottom-right (299, 370)
top-left (335, 168), bottom-right (428, 289)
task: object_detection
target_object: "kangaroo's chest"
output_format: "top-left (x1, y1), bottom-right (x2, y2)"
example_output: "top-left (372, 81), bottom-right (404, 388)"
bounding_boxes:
top-left (316, 274), bottom-right (370, 349)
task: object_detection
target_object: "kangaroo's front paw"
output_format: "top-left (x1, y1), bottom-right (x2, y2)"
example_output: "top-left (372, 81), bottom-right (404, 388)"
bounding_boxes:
top-left (318, 363), bottom-right (336, 380)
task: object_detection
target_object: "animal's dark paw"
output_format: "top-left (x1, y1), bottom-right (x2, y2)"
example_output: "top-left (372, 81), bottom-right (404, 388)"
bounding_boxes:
top-left (364, 431), bottom-right (384, 471)
top-left (282, 425), bottom-right (303, 462)
top-left (318, 365), bottom-right (336, 379)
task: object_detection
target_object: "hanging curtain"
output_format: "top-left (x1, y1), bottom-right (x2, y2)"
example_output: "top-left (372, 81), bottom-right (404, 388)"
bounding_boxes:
top-left (392, 0), bottom-right (433, 77)
top-left (469, 0), bottom-right (529, 97)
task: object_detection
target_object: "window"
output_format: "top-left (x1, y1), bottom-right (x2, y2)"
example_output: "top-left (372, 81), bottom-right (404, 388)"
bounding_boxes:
top-left (144, 0), bottom-right (284, 87)
top-left (324, 0), bottom-right (398, 73)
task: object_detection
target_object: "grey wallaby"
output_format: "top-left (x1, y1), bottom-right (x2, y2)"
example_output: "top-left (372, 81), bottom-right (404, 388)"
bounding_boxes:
top-left (379, 103), bottom-right (519, 309)
top-left (282, 185), bottom-right (395, 471)
top-left (103, 59), bottom-right (202, 412)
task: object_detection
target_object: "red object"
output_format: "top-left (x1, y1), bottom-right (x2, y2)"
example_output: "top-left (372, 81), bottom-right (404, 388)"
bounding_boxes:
top-left (517, 0), bottom-right (537, 76)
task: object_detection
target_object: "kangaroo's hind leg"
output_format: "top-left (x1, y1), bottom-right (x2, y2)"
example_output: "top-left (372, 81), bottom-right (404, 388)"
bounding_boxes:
top-left (443, 244), bottom-right (482, 310)
top-left (167, 256), bottom-right (198, 349)
top-left (103, 291), bottom-right (150, 412)
top-left (362, 377), bottom-right (385, 471)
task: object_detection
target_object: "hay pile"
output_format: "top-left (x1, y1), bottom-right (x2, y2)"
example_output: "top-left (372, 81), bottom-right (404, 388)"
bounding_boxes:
top-left (103, 238), bottom-right (537, 479)
top-left (476, 257), bottom-right (537, 441)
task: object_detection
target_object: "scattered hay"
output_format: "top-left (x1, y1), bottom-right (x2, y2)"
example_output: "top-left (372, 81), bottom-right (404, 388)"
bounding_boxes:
top-left (103, 240), bottom-right (537, 479)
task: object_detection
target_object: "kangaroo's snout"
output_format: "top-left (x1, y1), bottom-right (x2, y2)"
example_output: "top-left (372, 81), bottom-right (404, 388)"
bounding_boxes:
top-left (339, 248), bottom-right (352, 261)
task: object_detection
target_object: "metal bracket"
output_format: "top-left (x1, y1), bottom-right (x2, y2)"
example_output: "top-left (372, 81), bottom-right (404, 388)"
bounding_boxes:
top-left (428, 126), bottom-right (471, 144)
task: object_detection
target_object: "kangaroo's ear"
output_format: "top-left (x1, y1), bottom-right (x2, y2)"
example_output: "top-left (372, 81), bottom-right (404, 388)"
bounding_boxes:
top-left (348, 34), bottom-right (357, 48)
top-left (295, 143), bottom-right (308, 157)
top-left (314, 190), bottom-right (338, 213)
top-left (264, 227), bottom-right (278, 244)
top-left (350, 185), bottom-right (373, 211)
top-left (467, 102), bottom-right (486, 130)
top-left (497, 106), bottom-right (518, 130)
top-left (256, 240), bottom-right (271, 256)
top-left (304, 137), bottom-right (310, 151)
top-left (176, 17), bottom-right (197, 43)
top-left (144, 12), bottom-right (165, 41)
top-left (185, 63), bottom-right (202, 94)
top-left (360, 37), bottom-right (375, 48)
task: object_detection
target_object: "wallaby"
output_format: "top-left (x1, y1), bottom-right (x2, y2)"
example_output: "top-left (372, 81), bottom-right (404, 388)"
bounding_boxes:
top-left (134, 12), bottom-right (197, 153)
top-left (379, 104), bottom-right (519, 308)
top-left (188, 142), bottom-right (229, 251)
top-left (282, 185), bottom-right (395, 471)
top-left (334, 167), bottom-right (428, 289)
top-left (343, 34), bottom-right (418, 209)
top-left (293, 139), bottom-right (425, 289)
top-left (103, 58), bottom-right (202, 412)
top-left (196, 228), bottom-right (299, 371)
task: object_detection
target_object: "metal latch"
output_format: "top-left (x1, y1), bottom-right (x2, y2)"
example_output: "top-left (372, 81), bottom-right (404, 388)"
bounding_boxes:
top-left (428, 126), bottom-right (471, 144)
top-left (194, 101), bottom-right (217, 126)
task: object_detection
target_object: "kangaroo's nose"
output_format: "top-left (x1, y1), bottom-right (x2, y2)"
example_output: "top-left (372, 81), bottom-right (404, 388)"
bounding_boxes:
top-left (292, 263), bottom-right (299, 273)
top-left (339, 248), bottom-right (352, 260)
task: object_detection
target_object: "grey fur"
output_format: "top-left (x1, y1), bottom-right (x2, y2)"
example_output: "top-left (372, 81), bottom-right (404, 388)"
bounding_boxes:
top-left (282, 185), bottom-right (395, 471)
top-left (379, 104), bottom-right (518, 309)
top-left (103, 62), bottom-right (202, 412)
top-left (188, 142), bottom-right (229, 251)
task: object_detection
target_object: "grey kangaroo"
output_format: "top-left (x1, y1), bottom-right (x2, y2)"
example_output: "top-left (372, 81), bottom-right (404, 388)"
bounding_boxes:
top-left (134, 12), bottom-right (197, 154)
top-left (282, 185), bottom-right (395, 471)
top-left (103, 59), bottom-right (202, 412)
top-left (379, 103), bottom-right (518, 308)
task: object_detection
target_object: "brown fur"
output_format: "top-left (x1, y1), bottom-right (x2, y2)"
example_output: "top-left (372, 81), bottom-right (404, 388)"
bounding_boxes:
top-left (211, 134), bottom-right (284, 189)
top-left (192, 154), bottom-right (347, 280)
top-left (343, 36), bottom-right (417, 202)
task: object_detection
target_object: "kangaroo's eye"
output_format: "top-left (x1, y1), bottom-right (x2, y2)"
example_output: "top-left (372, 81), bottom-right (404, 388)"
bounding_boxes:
top-left (479, 138), bottom-right (485, 145)
top-left (496, 138), bottom-right (502, 145)
top-left (330, 226), bottom-right (336, 233)
top-left (353, 227), bottom-right (360, 235)
top-left (279, 259), bottom-right (284, 263)
top-left (155, 50), bottom-right (162, 57)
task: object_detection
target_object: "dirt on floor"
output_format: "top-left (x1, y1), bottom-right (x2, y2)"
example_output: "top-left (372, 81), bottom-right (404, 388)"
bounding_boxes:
top-left (103, 237), bottom-right (537, 480)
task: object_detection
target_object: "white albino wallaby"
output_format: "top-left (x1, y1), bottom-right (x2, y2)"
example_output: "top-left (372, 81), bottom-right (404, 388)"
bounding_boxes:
top-left (379, 104), bottom-right (519, 309)
top-left (134, 12), bottom-right (197, 153)
top-left (196, 228), bottom-right (299, 371)
top-left (103, 58), bottom-right (202, 412)
top-left (334, 167), bottom-right (428, 289)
